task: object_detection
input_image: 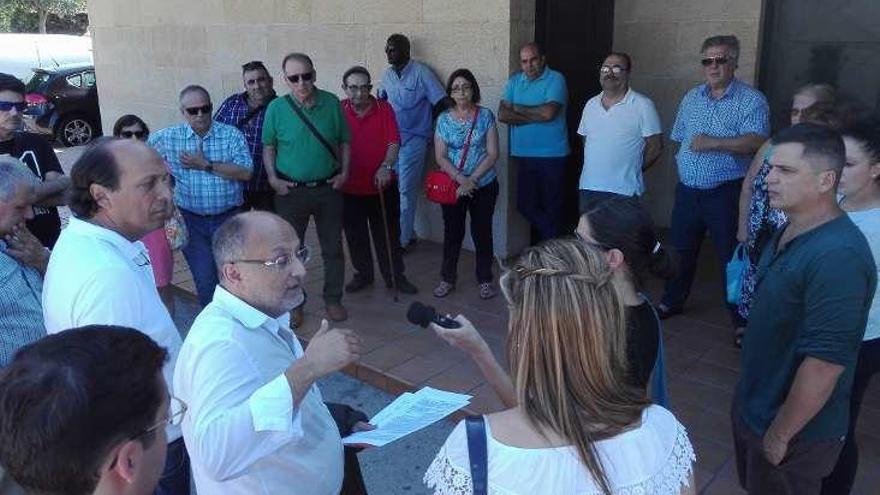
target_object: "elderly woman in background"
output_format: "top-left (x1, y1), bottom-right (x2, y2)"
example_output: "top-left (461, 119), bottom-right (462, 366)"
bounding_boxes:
top-left (113, 114), bottom-right (175, 315)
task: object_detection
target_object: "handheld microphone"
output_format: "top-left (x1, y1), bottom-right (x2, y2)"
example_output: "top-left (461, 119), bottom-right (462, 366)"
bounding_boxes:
top-left (406, 301), bottom-right (462, 329)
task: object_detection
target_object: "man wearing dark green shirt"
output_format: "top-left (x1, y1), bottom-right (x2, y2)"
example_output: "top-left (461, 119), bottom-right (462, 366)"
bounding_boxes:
top-left (263, 52), bottom-right (351, 322)
top-left (734, 124), bottom-right (876, 495)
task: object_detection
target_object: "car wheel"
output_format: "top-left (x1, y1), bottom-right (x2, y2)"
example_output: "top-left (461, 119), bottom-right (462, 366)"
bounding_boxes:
top-left (57, 115), bottom-right (96, 147)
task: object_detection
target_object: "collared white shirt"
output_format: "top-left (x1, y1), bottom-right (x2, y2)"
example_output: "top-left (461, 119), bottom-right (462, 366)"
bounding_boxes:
top-left (42, 217), bottom-right (183, 442)
top-left (174, 286), bottom-right (342, 495)
top-left (577, 89), bottom-right (662, 196)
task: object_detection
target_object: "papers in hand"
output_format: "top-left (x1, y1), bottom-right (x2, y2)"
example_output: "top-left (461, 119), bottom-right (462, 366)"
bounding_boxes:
top-left (342, 387), bottom-right (471, 447)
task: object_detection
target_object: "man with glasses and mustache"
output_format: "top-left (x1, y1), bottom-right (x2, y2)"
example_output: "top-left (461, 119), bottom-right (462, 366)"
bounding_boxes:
top-left (149, 84), bottom-right (253, 307)
top-left (656, 35), bottom-right (769, 333)
top-left (174, 211), bottom-right (367, 495)
top-left (262, 52), bottom-right (352, 322)
top-left (340, 65), bottom-right (418, 295)
top-left (215, 61), bottom-right (278, 212)
top-left (42, 139), bottom-right (191, 495)
top-left (576, 52), bottom-right (663, 212)
top-left (0, 73), bottom-right (70, 249)
top-left (0, 325), bottom-right (182, 495)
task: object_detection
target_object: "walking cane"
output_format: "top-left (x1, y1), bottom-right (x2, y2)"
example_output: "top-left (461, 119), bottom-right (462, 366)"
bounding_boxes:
top-left (377, 183), bottom-right (399, 302)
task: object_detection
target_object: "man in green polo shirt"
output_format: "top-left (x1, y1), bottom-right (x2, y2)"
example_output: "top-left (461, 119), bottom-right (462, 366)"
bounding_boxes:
top-left (733, 124), bottom-right (876, 495)
top-left (263, 52), bottom-right (351, 322)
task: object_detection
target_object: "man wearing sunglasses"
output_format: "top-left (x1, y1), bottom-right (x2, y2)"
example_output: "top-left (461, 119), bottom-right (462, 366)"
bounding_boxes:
top-left (149, 84), bottom-right (253, 307)
top-left (0, 325), bottom-right (177, 495)
top-left (42, 138), bottom-right (190, 495)
top-left (175, 211), bottom-right (367, 495)
top-left (0, 73), bottom-right (70, 249)
top-left (215, 61), bottom-right (277, 212)
top-left (576, 52), bottom-right (662, 212)
top-left (262, 52), bottom-right (352, 322)
top-left (657, 35), bottom-right (769, 332)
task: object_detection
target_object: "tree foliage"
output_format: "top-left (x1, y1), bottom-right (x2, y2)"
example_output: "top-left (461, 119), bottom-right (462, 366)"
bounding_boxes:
top-left (4, 0), bottom-right (86, 33)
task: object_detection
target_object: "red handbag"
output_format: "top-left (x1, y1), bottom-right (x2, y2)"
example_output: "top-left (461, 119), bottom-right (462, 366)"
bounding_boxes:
top-left (425, 109), bottom-right (479, 205)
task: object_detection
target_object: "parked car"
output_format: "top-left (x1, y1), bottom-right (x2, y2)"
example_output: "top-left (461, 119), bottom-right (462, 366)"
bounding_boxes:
top-left (23, 63), bottom-right (102, 147)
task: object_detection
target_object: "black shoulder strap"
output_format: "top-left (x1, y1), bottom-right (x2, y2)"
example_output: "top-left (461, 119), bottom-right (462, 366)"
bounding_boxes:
top-left (465, 415), bottom-right (488, 495)
top-left (284, 95), bottom-right (338, 162)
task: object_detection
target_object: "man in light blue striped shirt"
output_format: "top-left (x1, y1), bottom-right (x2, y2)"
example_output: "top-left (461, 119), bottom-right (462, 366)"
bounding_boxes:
top-left (0, 157), bottom-right (46, 369)
top-left (149, 85), bottom-right (253, 306)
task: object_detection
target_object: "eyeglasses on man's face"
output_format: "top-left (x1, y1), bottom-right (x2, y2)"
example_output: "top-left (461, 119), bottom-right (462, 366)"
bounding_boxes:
top-left (345, 84), bottom-right (372, 93)
top-left (599, 64), bottom-right (627, 75)
top-left (232, 245), bottom-right (311, 271)
top-left (701, 56), bottom-right (730, 67)
top-left (120, 130), bottom-right (147, 139)
top-left (0, 101), bottom-right (27, 112)
top-left (286, 72), bottom-right (314, 84)
top-left (184, 104), bottom-right (212, 116)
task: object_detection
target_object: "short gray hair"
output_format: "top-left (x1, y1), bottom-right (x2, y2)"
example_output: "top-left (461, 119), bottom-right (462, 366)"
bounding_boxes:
top-left (281, 52), bottom-right (314, 71)
top-left (178, 84), bottom-right (211, 104)
top-left (212, 213), bottom-right (250, 281)
top-left (701, 35), bottom-right (740, 61)
top-left (0, 156), bottom-right (37, 202)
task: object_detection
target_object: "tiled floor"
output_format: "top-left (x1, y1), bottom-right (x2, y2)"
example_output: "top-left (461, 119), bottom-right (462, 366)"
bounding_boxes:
top-left (170, 230), bottom-right (880, 495)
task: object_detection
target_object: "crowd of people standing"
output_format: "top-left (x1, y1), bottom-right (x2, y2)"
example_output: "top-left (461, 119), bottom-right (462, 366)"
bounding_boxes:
top-left (0, 29), bottom-right (877, 495)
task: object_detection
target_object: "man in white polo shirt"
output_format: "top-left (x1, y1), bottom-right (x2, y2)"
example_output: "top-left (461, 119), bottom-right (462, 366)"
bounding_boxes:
top-left (42, 138), bottom-right (190, 495)
top-left (577, 52), bottom-right (662, 212)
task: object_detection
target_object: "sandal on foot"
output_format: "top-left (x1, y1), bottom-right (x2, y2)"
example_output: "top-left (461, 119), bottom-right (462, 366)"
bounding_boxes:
top-left (479, 283), bottom-right (497, 300)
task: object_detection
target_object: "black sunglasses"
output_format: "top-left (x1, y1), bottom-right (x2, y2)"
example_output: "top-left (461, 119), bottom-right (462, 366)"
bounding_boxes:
top-left (0, 101), bottom-right (27, 112)
top-left (120, 130), bottom-right (147, 139)
top-left (286, 72), bottom-right (314, 84)
top-left (701, 56), bottom-right (730, 67)
top-left (184, 104), bottom-right (213, 116)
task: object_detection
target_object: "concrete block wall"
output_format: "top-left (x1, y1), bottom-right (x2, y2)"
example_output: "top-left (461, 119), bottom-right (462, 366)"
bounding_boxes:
top-left (87, 0), bottom-right (534, 258)
top-left (613, 0), bottom-right (765, 226)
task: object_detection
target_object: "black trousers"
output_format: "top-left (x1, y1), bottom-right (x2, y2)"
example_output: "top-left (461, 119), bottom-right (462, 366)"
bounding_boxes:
top-left (342, 184), bottom-right (405, 284)
top-left (326, 403), bottom-right (369, 495)
top-left (242, 189), bottom-right (276, 212)
top-left (822, 337), bottom-right (880, 495)
top-left (441, 180), bottom-right (498, 284)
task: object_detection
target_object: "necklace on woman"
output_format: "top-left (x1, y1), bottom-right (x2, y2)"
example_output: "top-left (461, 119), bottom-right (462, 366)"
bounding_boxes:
top-left (453, 105), bottom-right (475, 122)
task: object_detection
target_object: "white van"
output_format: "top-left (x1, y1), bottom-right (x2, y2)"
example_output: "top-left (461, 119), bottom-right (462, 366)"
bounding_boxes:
top-left (0, 33), bottom-right (93, 82)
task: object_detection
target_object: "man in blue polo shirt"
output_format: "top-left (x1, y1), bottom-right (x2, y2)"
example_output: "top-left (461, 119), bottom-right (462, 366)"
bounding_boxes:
top-left (379, 34), bottom-right (448, 251)
top-left (657, 35), bottom-right (769, 335)
top-left (499, 42), bottom-right (570, 242)
top-left (733, 124), bottom-right (875, 495)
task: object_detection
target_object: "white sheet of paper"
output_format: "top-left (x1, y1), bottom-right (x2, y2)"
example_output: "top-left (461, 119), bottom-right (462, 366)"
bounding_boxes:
top-left (342, 387), bottom-right (471, 447)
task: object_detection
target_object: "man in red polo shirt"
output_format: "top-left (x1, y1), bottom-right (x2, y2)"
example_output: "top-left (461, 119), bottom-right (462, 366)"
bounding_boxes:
top-left (341, 66), bottom-right (417, 294)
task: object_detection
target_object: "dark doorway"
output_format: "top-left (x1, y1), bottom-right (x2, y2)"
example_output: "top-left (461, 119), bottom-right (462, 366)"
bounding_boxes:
top-left (759, 0), bottom-right (880, 131)
top-left (535, 0), bottom-right (615, 237)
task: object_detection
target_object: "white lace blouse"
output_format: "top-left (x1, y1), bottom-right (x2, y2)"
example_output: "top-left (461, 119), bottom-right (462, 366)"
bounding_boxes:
top-left (424, 405), bottom-right (695, 495)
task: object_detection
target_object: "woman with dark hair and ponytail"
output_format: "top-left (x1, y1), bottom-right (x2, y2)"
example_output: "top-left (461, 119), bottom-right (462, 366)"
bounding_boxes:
top-left (577, 196), bottom-right (676, 395)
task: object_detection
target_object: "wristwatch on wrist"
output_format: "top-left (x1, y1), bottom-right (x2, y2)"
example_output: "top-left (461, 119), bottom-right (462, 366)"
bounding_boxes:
top-left (383, 163), bottom-right (394, 172)
top-left (205, 161), bottom-right (214, 173)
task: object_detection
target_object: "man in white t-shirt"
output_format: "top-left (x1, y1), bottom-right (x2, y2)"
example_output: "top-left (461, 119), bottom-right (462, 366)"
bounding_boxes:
top-left (41, 138), bottom-right (191, 495)
top-left (577, 52), bottom-right (662, 212)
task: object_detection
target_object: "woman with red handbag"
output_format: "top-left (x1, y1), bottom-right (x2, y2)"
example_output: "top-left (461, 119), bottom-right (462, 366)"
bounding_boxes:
top-left (431, 69), bottom-right (500, 299)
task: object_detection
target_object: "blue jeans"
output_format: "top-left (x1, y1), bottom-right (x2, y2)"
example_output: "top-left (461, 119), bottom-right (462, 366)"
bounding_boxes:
top-left (154, 438), bottom-right (190, 495)
top-left (661, 180), bottom-right (745, 327)
top-left (180, 208), bottom-right (238, 307)
top-left (396, 136), bottom-right (428, 245)
top-left (516, 156), bottom-right (567, 242)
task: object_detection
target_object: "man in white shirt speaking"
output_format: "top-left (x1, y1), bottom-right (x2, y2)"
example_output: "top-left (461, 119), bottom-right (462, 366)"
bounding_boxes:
top-left (41, 138), bottom-right (190, 495)
top-left (173, 210), bottom-right (365, 494)
top-left (576, 52), bottom-right (663, 212)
